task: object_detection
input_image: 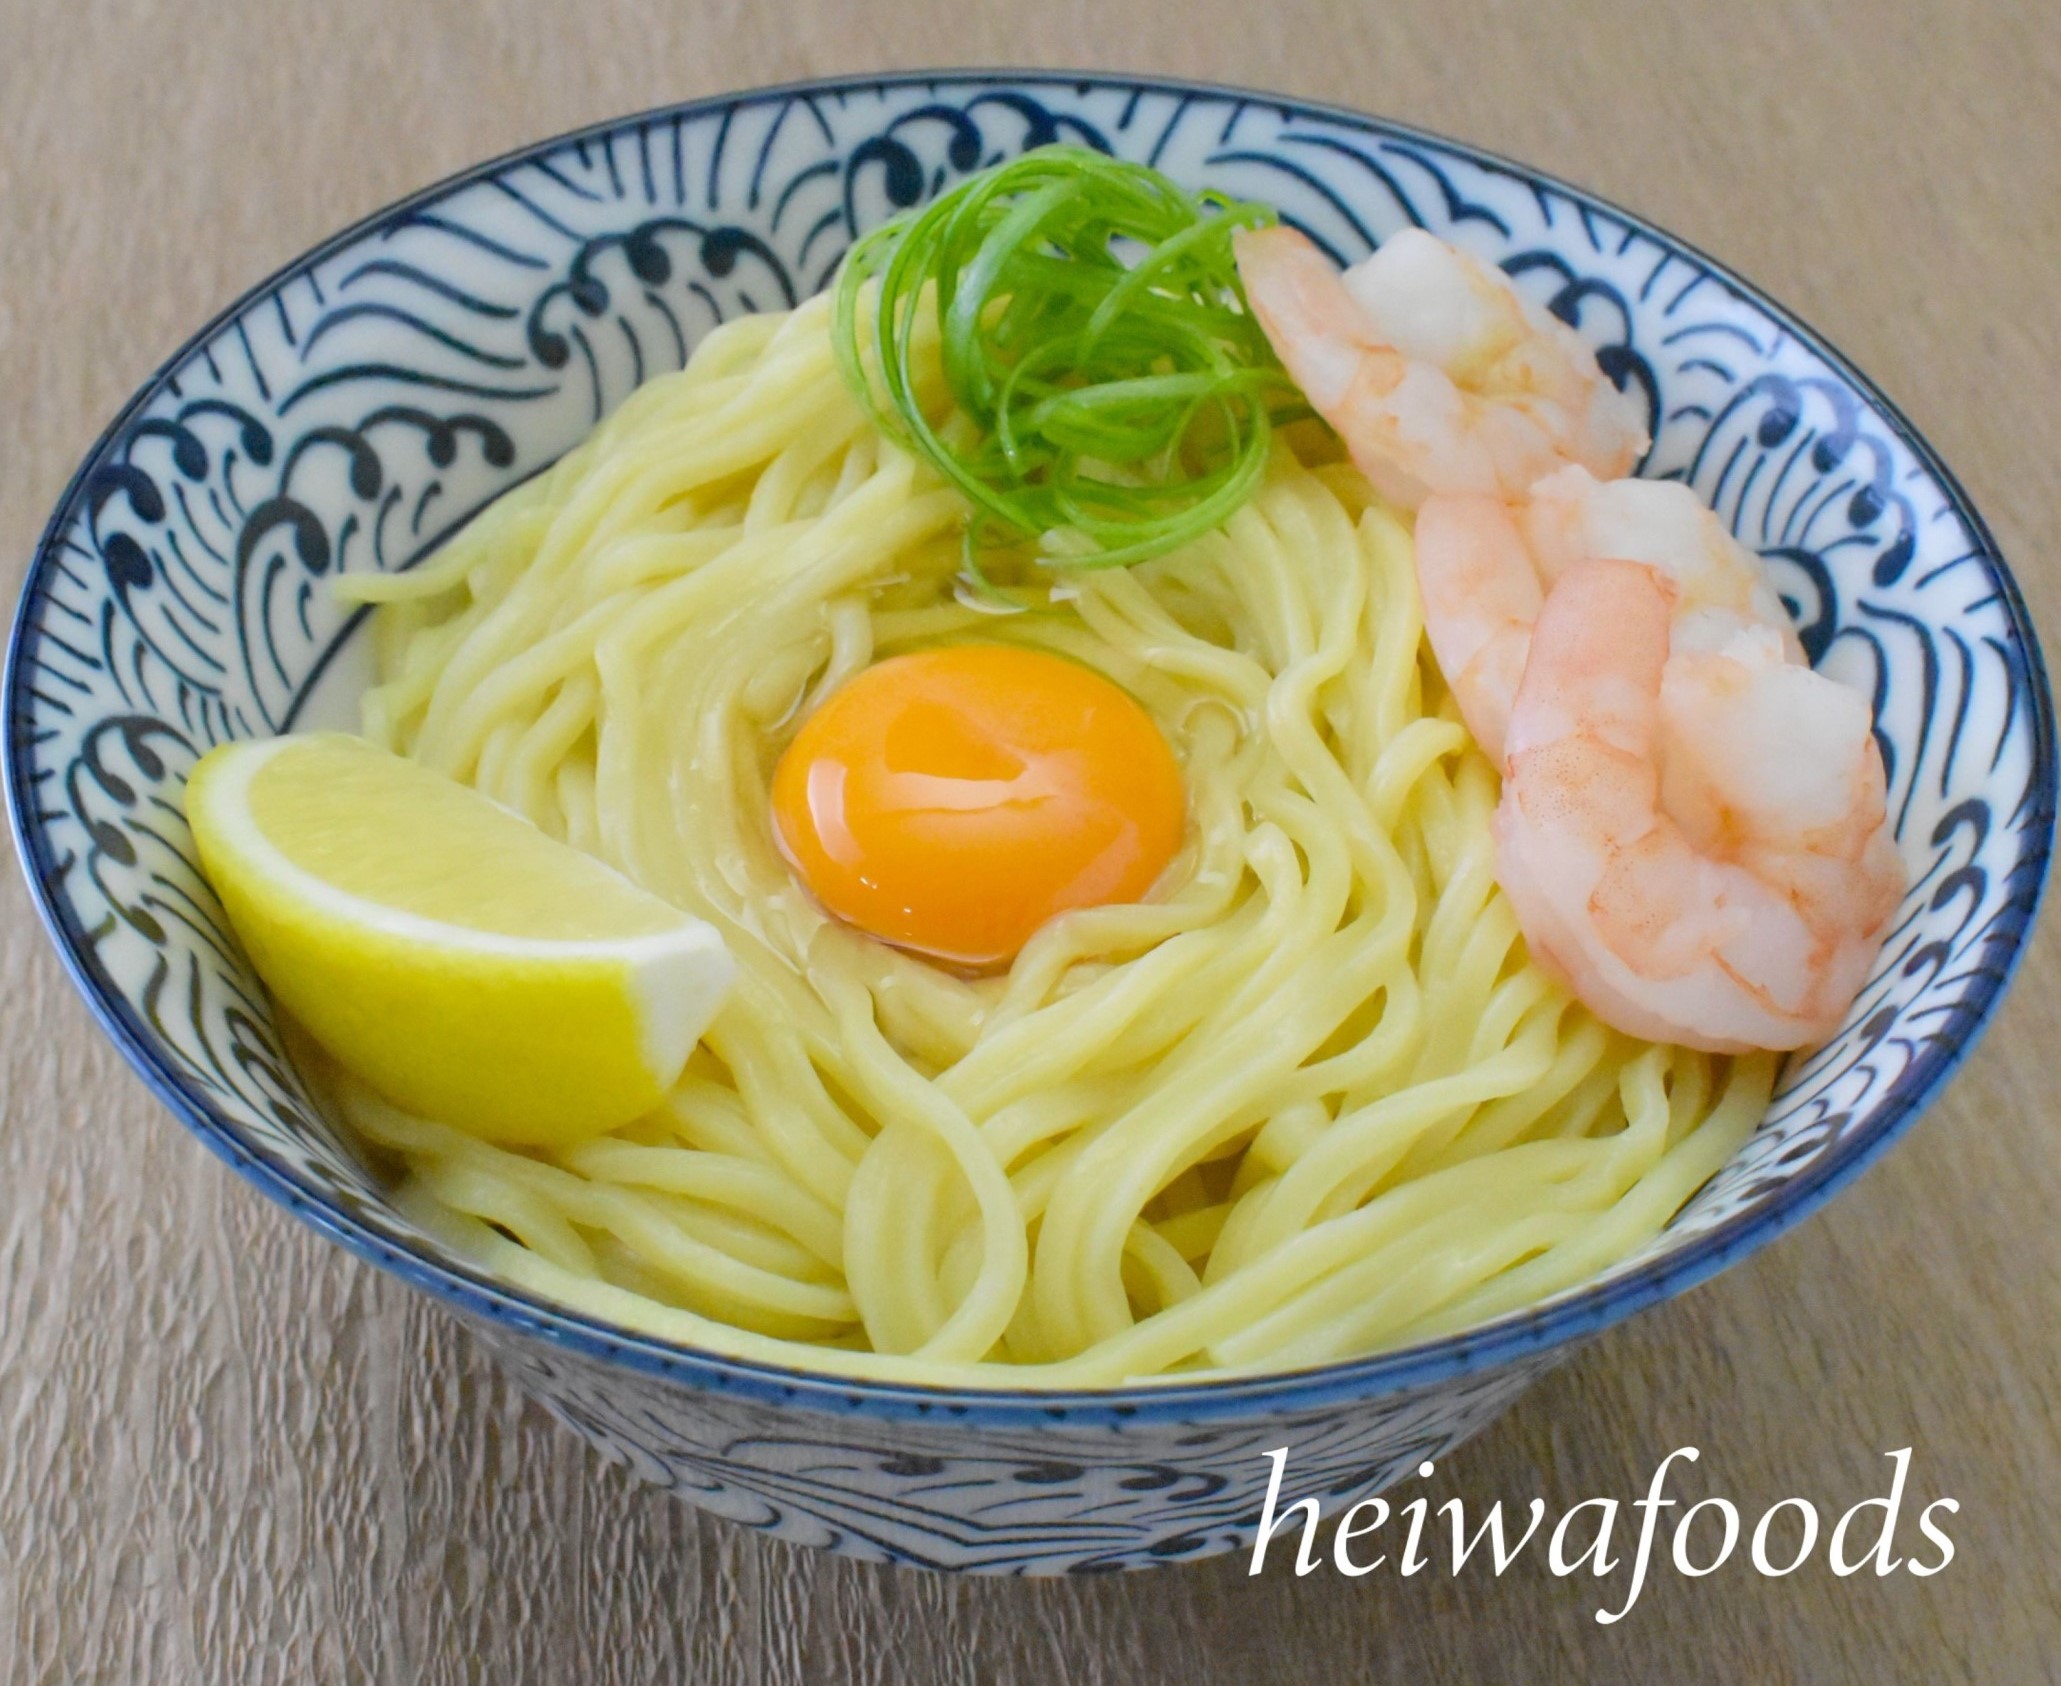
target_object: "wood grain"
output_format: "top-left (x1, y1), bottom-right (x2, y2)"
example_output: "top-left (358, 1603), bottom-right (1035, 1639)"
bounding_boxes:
top-left (3, 1), bottom-right (2058, 1680)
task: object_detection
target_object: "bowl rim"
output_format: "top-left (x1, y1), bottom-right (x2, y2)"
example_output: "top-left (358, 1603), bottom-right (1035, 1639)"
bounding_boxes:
top-left (7, 67), bottom-right (2055, 1426)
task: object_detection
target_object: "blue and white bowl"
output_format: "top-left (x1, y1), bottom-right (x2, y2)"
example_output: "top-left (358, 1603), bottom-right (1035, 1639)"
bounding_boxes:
top-left (7, 73), bottom-right (2052, 1574)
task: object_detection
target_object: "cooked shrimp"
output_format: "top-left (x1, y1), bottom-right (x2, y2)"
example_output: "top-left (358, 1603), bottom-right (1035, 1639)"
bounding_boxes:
top-left (1414, 465), bottom-right (1803, 760)
top-left (1492, 557), bottom-right (1905, 1053)
top-left (1412, 490), bottom-right (1543, 758)
top-left (1233, 225), bottom-right (1648, 509)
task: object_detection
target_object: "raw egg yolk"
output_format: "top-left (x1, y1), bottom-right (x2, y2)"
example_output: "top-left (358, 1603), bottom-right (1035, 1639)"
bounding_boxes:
top-left (770, 645), bottom-right (1185, 967)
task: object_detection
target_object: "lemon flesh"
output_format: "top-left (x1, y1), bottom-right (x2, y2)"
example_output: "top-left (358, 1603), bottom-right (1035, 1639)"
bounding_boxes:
top-left (185, 733), bottom-right (735, 1146)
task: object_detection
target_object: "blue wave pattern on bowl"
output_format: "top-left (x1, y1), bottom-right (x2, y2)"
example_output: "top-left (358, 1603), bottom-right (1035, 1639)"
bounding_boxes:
top-left (8, 75), bottom-right (2052, 1572)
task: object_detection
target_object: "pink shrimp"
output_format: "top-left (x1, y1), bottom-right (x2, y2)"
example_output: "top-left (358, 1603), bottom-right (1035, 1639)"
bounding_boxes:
top-left (1492, 558), bottom-right (1905, 1053)
top-left (1233, 225), bottom-right (1648, 510)
top-left (1414, 464), bottom-right (1804, 761)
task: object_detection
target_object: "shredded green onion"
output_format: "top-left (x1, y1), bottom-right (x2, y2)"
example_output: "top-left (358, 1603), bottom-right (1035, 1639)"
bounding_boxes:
top-left (833, 145), bottom-right (1291, 572)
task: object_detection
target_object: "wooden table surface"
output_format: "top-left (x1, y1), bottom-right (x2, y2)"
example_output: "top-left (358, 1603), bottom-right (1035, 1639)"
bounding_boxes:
top-left (5, 2), bottom-right (2058, 1681)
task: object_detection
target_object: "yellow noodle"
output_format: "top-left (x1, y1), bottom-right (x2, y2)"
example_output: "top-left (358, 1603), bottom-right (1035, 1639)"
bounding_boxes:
top-left (326, 289), bottom-right (1780, 1387)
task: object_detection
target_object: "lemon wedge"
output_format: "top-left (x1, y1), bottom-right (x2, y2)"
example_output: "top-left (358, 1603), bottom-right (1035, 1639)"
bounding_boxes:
top-left (185, 733), bottom-right (735, 1146)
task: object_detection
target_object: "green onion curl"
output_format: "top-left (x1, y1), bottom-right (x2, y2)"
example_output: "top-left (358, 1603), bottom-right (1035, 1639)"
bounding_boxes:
top-left (832, 145), bottom-right (1294, 573)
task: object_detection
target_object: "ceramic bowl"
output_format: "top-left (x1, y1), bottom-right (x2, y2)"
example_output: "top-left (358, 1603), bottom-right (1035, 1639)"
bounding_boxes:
top-left (8, 72), bottom-right (2052, 1573)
